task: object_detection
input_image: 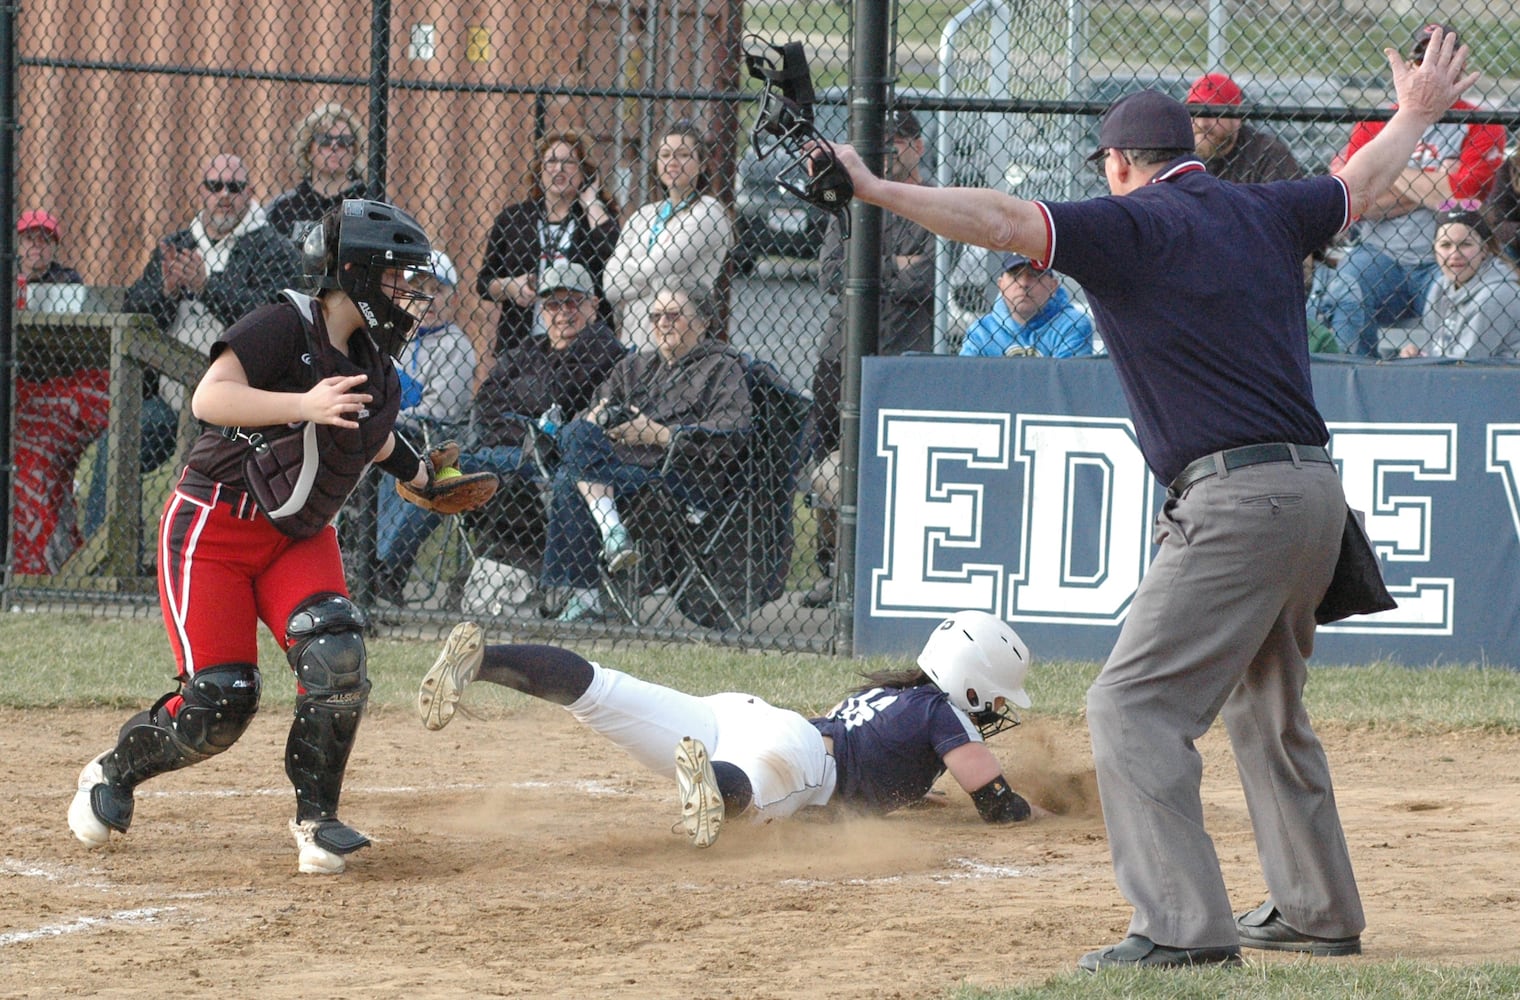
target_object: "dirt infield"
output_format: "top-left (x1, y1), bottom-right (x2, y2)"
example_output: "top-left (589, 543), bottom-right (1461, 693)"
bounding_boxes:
top-left (6, 704), bottom-right (1519, 999)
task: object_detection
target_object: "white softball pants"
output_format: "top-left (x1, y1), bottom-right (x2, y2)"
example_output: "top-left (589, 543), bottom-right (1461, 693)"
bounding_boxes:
top-left (568, 664), bottom-right (837, 821)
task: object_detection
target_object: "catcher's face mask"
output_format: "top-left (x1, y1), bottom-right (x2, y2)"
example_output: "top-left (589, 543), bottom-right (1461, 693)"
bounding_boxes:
top-left (745, 38), bottom-right (854, 237)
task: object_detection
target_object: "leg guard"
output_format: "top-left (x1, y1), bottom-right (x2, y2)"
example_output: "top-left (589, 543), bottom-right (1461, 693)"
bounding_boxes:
top-left (283, 594), bottom-right (371, 842)
top-left (95, 662), bottom-right (262, 833)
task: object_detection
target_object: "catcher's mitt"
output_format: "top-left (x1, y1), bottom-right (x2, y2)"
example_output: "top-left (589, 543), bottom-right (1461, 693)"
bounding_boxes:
top-left (395, 440), bottom-right (499, 515)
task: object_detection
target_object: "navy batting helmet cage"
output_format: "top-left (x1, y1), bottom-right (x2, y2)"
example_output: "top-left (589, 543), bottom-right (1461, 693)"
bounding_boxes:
top-left (303, 198), bottom-right (434, 357)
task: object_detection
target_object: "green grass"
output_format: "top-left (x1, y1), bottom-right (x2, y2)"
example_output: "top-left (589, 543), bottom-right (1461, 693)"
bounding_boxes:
top-left (9, 608), bottom-right (1520, 732)
top-left (951, 960), bottom-right (1520, 998)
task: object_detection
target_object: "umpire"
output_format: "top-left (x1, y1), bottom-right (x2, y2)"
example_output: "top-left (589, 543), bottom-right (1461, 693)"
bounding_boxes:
top-left (821, 29), bottom-right (1476, 970)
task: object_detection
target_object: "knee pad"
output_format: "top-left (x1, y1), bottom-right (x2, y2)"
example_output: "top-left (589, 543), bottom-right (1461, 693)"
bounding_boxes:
top-left (711, 761), bottom-right (754, 816)
top-left (172, 662), bottom-right (262, 755)
top-left (286, 593), bottom-right (369, 697)
top-left (99, 663), bottom-right (259, 803)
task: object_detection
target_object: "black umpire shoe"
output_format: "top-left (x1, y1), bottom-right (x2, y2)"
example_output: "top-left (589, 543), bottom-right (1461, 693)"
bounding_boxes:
top-left (1078, 935), bottom-right (1242, 971)
top-left (1235, 900), bottom-right (1362, 956)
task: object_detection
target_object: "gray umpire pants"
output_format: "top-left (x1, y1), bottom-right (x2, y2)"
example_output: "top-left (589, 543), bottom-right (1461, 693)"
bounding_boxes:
top-left (1086, 457), bottom-right (1366, 949)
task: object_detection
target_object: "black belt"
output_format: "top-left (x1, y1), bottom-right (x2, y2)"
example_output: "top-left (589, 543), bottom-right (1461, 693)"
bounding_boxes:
top-left (1168, 443), bottom-right (1332, 497)
top-left (177, 469), bottom-right (260, 521)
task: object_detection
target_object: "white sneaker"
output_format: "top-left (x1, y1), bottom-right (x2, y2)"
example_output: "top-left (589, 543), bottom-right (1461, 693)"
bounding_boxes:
top-left (674, 737), bottom-right (723, 848)
top-left (602, 525), bottom-right (639, 574)
top-left (67, 752), bottom-right (113, 848)
top-left (290, 819), bottom-right (346, 875)
top-left (418, 622), bottom-right (485, 731)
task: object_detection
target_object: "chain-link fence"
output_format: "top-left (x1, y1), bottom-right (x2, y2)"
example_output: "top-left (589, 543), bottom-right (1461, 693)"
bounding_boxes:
top-left (6, 0), bottom-right (1520, 651)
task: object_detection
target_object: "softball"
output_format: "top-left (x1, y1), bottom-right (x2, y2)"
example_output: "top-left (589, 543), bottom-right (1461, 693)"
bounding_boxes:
top-left (435, 466), bottom-right (463, 481)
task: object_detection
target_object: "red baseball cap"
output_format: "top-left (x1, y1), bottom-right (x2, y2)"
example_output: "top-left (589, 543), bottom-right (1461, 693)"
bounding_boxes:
top-left (17, 209), bottom-right (60, 238)
top-left (1411, 23), bottom-right (1460, 61)
top-left (1186, 73), bottom-right (1243, 107)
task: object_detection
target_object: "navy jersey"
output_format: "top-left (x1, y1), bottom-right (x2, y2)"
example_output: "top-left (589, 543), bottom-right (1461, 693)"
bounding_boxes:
top-left (811, 684), bottom-right (981, 814)
top-left (1036, 160), bottom-right (1349, 484)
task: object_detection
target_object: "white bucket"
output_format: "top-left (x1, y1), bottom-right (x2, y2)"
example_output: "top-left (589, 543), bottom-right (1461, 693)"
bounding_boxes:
top-left (29, 283), bottom-right (90, 313)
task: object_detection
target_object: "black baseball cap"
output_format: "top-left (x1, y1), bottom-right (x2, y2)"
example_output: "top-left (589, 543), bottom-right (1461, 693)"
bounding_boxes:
top-left (1434, 204), bottom-right (1491, 240)
top-left (1410, 22), bottom-right (1460, 62)
top-left (1000, 252), bottom-right (1033, 272)
top-left (1086, 90), bottom-right (1195, 162)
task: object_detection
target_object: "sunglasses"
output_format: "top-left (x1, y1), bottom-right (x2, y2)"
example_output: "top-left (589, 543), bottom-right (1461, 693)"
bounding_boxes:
top-left (648, 308), bottom-right (689, 324)
top-left (202, 179), bottom-right (248, 194)
top-left (315, 132), bottom-right (356, 150)
top-left (542, 295), bottom-right (588, 312)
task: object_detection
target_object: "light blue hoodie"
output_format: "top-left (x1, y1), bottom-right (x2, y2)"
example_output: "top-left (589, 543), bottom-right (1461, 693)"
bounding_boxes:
top-left (958, 285), bottom-right (1094, 358)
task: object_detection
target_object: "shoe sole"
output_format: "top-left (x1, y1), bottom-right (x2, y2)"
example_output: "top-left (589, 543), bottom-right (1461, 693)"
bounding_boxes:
top-left (674, 737), bottom-right (723, 848)
top-left (1238, 936), bottom-right (1362, 956)
top-left (418, 622), bottom-right (485, 731)
top-left (1079, 952), bottom-right (1242, 971)
top-left (67, 754), bottom-right (113, 848)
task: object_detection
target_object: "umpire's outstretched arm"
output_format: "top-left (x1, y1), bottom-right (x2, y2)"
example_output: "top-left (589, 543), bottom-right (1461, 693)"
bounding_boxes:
top-left (816, 26), bottom-right (1478, 259)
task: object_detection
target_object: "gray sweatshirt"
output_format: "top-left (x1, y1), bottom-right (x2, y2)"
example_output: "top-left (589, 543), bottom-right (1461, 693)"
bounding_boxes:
top-left (1417, 256), bottom-right (1520, 359)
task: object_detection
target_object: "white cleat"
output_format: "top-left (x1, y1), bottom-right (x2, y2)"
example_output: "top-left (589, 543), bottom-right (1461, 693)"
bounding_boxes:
top-left (674, 737), bottom-right (723, 848)
top-left (418, 622), bottom-right (485, 731)
top-left (290, 820), bottom-right (346, 875)
top-left (67, 753), bottom-right (114, 848)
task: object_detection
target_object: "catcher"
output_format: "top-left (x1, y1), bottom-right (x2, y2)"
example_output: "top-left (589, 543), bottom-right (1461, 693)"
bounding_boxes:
top-left (416, 610), bottom-right (1045, 847)
top-left (67, 199), bottom-right (496, 875)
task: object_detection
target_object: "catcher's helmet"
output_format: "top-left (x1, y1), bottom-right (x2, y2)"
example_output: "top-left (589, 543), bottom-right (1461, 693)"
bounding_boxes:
top-left (303, 198), bottom-right (434, 357)
top-left (917, 610), bottom-right (1032, 738)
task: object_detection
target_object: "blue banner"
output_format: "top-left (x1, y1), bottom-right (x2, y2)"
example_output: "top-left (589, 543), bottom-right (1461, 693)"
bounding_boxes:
top-left (853, 356), bottom-right (1520, 667)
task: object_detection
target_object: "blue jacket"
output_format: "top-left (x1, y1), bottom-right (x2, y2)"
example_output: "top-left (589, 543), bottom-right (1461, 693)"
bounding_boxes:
top-left (958, 285), bottom-right (1094, 358)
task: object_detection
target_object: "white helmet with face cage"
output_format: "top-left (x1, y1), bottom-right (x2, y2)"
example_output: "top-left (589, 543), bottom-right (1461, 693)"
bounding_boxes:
top-left (916, 610), bottom-right (1031, 737)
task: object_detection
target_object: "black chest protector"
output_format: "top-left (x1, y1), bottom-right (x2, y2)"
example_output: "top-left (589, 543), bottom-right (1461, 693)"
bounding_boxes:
top-left (235, 291), bottom-right (400, 539)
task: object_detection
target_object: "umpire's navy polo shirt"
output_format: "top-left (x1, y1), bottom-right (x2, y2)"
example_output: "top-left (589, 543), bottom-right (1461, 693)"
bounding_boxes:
top-left (1034, 157), bottom-right (1350, 484)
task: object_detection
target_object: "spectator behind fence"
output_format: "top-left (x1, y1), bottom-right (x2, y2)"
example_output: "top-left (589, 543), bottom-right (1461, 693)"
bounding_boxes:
top-left (373, 249), bottom-right (480, 604)
top-left (1321, 23), bottom-right (1506, 356)
top-left (445, 261), bottom-right (628, 608)
top-left (804, 109), bottom-right (936, 609)
top-left (478, 131), bottom-right (619, 358)
top-left (603, 121), bottom-right (733, 353)
top-left (10, 210), bottom-right (99, 575)
top-left (542, 286), bottom-right (750, 623)
top-left (1400, 203), bottom-right (1520, 359)
top-left (468, 261), bottom-right (626, 476)
top-left (958, 252), bottom-right (1094, 358)
top-left (101, 154), bottom-right (301, 553)
top-left (17, 209), bottom-right (82, 286)
top-left (265, 103), bottom-right (368, 244)
top-left (124, 153), bottom-right (302, 411)
top-left (1185, 72), bottom-right (1305, 184)
top-left (1479, 143), bottom-right (1520, 263)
